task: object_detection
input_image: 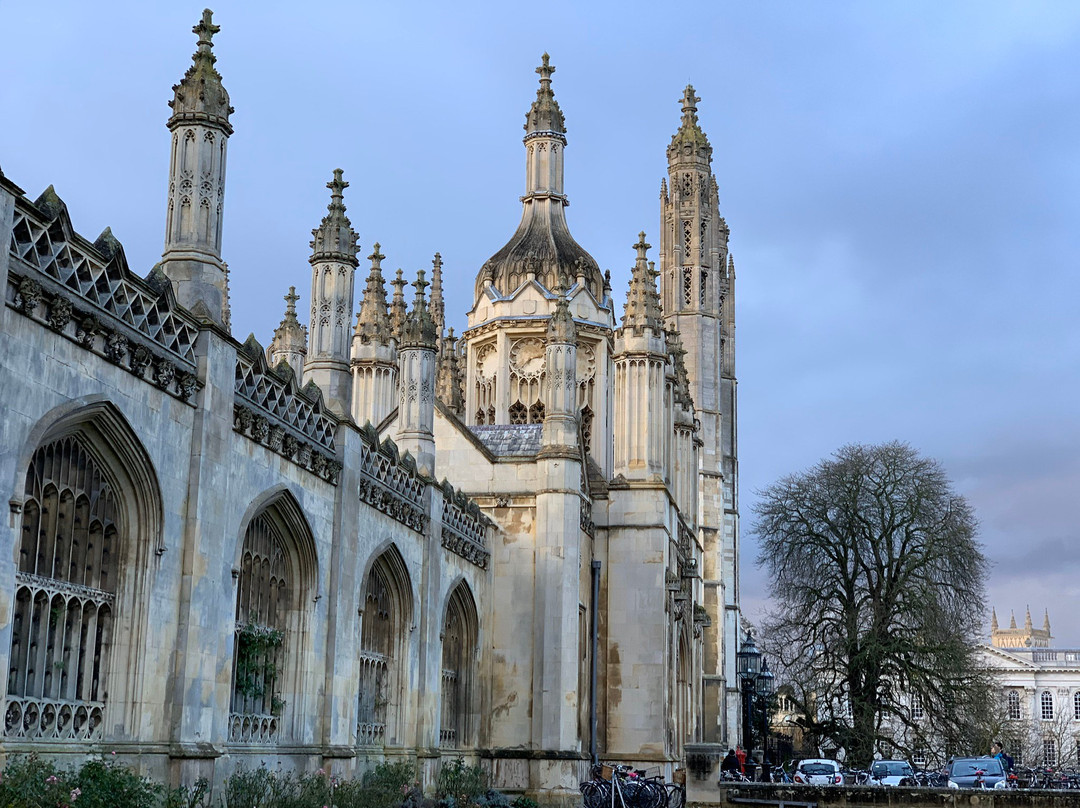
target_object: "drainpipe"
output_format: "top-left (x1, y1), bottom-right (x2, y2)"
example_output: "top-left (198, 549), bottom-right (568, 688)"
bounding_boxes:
top-left (590, 559), bottom-right (601, 765)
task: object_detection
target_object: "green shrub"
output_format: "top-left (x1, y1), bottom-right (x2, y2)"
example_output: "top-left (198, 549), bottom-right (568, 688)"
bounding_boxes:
top-left (510, 797), bottom-right (538, 808)
top-left (0, 754), bottom-right (162, 808)
top-left (434, 759), bottom-right (487, 808)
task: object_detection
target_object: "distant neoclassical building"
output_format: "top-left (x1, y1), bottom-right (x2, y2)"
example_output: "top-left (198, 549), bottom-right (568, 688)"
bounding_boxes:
top-left (0, 10), bottom-right (742, 794)
top-left (981, 608), bottom-right (1080, 768)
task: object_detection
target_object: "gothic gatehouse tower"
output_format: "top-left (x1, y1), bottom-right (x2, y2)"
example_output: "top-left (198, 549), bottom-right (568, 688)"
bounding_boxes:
top-left (0, 15), bottom-right (742, 798)
top-left (659, 85), bottom-right (741, 745)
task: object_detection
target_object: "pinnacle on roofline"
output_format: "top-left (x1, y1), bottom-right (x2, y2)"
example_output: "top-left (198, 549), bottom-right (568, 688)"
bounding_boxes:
top-left (310, 168), bottom-right (359, 266)
top-left (524, 52), bottom-right (566, 137)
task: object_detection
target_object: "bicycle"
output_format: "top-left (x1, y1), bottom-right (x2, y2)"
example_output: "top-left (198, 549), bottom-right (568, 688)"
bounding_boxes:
top-left (580, 763), bottom-right (670, 808)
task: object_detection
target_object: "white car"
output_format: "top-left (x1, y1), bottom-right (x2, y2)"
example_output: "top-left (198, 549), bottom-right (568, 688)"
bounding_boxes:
top-left (869, 760), bottom-right (916, 786)
top-left (793, 759), bottom-right (844, 785)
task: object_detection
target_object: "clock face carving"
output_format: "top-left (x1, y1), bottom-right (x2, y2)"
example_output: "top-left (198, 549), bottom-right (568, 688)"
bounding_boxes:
top-left (510, 338), bottom-right (546, 378)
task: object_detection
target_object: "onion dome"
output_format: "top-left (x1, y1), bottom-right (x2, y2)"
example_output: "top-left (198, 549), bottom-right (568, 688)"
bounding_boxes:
top-left (475, 54), bottom-right (604, 302)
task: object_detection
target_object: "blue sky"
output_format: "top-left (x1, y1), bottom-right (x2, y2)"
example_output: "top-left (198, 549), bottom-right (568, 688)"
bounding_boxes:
top-left (2, 2), bottom-right (1078, 643)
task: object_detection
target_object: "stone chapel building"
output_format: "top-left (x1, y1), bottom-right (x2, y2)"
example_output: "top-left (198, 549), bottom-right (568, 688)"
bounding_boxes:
top-left (0, 10), bottom-right (741, 794)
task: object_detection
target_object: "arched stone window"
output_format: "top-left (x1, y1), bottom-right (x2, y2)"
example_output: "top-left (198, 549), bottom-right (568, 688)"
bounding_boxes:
top-left (230, 494), bottom-right (316, 745)
top-left (357, 548), bottom-right (412, 747)
top-left (6, 437), bottom-right (117, 741)
top-left (1041, 690), bottom-right (1054, 721)
top-left (1007, 690), bottom-right (1021, 720)
top-left (440, 583), bottom-right (478, 749)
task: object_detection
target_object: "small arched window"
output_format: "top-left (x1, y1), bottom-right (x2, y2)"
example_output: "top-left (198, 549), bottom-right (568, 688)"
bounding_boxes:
top-left (1008, 690), bottom-right (1021, 720)
top-left (1041, 690), bottom-right (1054, 721)
top-left (1073, 692), bottom-right (1080, 721)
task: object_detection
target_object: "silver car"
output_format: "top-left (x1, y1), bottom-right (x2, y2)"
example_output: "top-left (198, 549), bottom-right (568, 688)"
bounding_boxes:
top-left (793, 759), bottom-right (844, 785)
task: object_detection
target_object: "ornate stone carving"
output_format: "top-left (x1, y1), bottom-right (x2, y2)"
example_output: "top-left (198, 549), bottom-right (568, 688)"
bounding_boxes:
top-left (16, 278), bottom-right (42, 316)
top-left (176, 371), bottom-right (197, 402)
top-left (267, 425), bottom-right (284, 452)
top-left (75, 315), bottom-right (98, 348)
top-left (47, 296), bottom-right (72, 331)
top-left (154, 359), bottom-right (177, 390)
top-left (251, 415), bottom-right (269, 443)
top-left (129, 344), bottom-right (153, 378)
top-left (281, 434), bottom-right (297, 459)
top-left (103, 331), bottom-right (129, 364)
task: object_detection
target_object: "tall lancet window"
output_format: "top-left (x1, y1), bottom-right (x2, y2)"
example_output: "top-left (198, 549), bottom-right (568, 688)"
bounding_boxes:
top-left (474, 343), bottom-right (497, 425)
top-left (357, 549), bottom-right (411, 747)
top-left (7, 437), bottom-right (117, 742)
top-left (440, 584), bottom-right (478, 749)
top-left (231, 515), bottom-right (289, 743)
top-left (509, 338), bottom-right (546, 424)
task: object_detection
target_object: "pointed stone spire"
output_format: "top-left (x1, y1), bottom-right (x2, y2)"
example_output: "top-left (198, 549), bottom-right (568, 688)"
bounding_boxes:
top-left (304, 169), bottom-right (358, 417)
top-left (991, 608), bottom-right (999, 632)
top-left (168, 9), bottom-right (233, 132)
top-left (1025, 606), bottom-right (1033, 632)
top-left (390, 268), bottom-right (408, 344)
top-left (1044, 609), bottom-right (1051, 633)
top-left (1009, 610), bottom-right (1017, 629)
top-left (160, 8), bottom-right (233, 323)
top-left (396, 270), bottom-right (438, 478)
top-left (402, 269), bottom-right (438, 349)
top-left (525, 53), bottom-right (566, 135)
top-left (310, 169), bottom-right (359, 265)
top-left (429, 252), bottom-right (445, 342)
top-left (621, 233), bottom-right (663, 334)
top-left (668, 84), bottom-right (710, 156)
top-left (268, 286), bottom-right (308, 383)
top-left (436, 327), bottom-right (464, 415)
top-left (355, 243), bottom-right (391, 346)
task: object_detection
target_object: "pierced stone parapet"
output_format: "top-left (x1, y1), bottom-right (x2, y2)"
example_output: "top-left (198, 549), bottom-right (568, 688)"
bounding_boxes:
top-left (233, 343), bottom-right (341, 484)
top-left (9, 202), bottom-right (200, 362)
top-left (235, 347), bottom-right (337, 451)
top-left (355, 424), bottom-right (427, 534)
top-left (7, 271), bottom-right (201, 404)
top-left (228, 712), bottom-right (279, 745)
top-left (3, 697), bottom-right (104, 742)
top-left (440, 480), bottom-right (490, 569)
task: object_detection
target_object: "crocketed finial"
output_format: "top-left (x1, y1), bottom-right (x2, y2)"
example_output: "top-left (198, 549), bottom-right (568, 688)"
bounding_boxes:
top-left (193, 9), bottom-right (220, 55)
top-left (310, 168), bottom-right (358, 265)
top-left (524, 52), bottom-right (566, 135)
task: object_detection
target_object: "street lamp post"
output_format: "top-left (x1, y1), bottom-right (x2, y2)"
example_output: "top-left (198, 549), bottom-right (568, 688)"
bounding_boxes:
top-left (736, 631), bottom-right (761, 755)
top-left (756, 659), bottom-right (775, 766)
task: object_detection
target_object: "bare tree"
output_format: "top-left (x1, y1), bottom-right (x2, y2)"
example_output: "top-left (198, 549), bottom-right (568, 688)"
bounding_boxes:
top-left (755, 442), bottom-right (990, 766)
